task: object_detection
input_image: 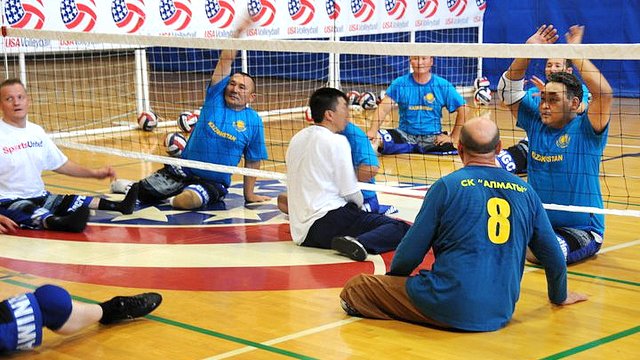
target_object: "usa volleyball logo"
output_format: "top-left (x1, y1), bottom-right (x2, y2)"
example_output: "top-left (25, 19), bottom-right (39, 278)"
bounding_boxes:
top-left (206, 0), bottom-right (235, 28)
top-left (418, 0), bottom-right (438, 18)
top-left (385, 0), bottom-right (406, 20)
top-left (112, 0), bottom-right (146, 33)
top-left (60, 0), bottom-right (97, 32)
top-left (351, 0), bottom-right (375, 23)
top-left (3, 0), bottom-right (45, 29)
top-left (475, 0), bottom-right (486, 11)
top-left (248, 0), bottom-right (276, 27)
top-left (325, 0), bottom-right (340, 20)
top-left (289, 0), bottom-right (315, 26)
top-left (447, 0), bottom-right (466, 16)
top-left (159, 0), bottom-right (192, 31)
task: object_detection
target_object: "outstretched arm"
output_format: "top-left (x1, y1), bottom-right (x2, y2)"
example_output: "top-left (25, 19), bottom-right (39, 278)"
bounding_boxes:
top-left (567, 25), bottom-right (613, 133)
top-left (450, 104), bottom-right (468, 145)
top-left (211, 16), bottom-right (253, 86)
top-left (55, 160), bottom-right (116, 181)
top-left (501, 25), bottom-right (559, 118)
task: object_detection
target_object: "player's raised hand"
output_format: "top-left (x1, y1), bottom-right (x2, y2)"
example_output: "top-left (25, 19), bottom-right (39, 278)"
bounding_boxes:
top-left (530, 75), bottom-right (545, 93)
top-left (565, 25), bottom-right (585, 45)
top-left (528, 24), bottom-right (559, 45)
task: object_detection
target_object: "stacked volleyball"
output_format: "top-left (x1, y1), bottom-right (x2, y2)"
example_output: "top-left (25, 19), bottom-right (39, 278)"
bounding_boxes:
top-left (473, 77), bottom-right (492, 106)
top-left (358, 91), bottom-right (378, 110)
top-left (165, 132), bottom-right (187, 157)
top-left (177, 111), bottom-right (199, 133)
top-left (137, 111), bottom-right (158, 131)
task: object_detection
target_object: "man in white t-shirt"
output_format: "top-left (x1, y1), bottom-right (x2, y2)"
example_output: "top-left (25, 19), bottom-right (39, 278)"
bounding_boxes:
top-left (0, 78), bottom-right (138, 232)
top-left (286, 87), bottom-right (409, 261)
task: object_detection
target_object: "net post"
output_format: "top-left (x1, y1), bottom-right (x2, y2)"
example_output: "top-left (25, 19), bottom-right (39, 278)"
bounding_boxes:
top-left (328, 37), bottom-right (341, 89)
top-left (134, 49), bottom-right (150, 113)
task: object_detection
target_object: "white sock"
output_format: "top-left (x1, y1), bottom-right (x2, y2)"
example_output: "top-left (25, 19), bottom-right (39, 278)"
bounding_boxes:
top-left (111, 179), bottom-right (134, 194)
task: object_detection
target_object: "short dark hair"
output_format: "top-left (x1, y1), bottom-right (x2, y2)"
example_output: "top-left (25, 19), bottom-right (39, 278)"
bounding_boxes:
top-left (233, 71), bottom-right (257, 93)
top-left (548, 72), bottom-right (583, 104)
top-left (0, 78), bottom-right (25, 91)
top-left (459, 123), bottom-right (500, 154)
top-left (308, 87), bottom-right (348, 123)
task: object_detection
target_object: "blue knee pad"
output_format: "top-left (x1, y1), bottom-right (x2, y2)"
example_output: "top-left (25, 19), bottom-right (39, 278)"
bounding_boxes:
top-left (1, 292), bottom-right (44, 351)
top-left (33, 285), bottom-right (72, 331)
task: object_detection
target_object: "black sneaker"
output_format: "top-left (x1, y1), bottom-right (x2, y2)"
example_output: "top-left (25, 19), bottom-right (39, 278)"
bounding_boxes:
top-left (99, 292), bottom-right (162, 325)
top-left (331, 236), bottom-right (367, 262)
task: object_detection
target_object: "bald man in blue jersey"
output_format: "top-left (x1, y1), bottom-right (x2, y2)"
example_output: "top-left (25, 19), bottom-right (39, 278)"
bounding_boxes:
top-left (340, 116), bottom-right (586, 331)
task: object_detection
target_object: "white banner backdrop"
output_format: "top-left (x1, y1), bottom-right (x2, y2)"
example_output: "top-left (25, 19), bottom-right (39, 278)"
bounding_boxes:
top-left (2, 0), bottom-right (485, 52)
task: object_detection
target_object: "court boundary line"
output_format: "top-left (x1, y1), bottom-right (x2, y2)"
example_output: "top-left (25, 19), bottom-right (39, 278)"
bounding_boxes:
top-left (0, 240), bottom-right (637, 359)
top-left (538, 326), bottom-right (640, 360)
top-left (0, 278), bottom-right (317, 360)
top-left (202, 238), bottom-right (640, 359)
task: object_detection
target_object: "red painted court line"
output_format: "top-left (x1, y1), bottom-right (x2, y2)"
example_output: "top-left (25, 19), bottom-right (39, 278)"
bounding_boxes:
top-left (0, 256), bottom-right (370, 291)
top-left (0, 252), bottom-right (435, 291)
top-left (14, 223), bottom-right (292, 244)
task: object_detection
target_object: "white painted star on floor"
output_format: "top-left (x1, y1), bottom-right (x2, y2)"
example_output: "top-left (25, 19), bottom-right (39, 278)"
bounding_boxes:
top-left (197, 207), bottom-right (266, 222)
top-left (109, 206), bottom-right (188, 222)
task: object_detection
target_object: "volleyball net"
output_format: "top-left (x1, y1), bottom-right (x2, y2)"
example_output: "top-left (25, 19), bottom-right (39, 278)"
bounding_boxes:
top-left (1, 27), bottom-right (639, 217)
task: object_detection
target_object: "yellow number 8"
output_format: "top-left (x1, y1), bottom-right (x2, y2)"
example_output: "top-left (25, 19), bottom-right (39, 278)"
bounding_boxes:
top-left (487, 197), bottom-right (511, 244)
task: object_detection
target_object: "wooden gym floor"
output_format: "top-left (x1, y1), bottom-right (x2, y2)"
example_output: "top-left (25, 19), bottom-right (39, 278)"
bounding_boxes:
top-left (0, 100), bottom-right (639, 359)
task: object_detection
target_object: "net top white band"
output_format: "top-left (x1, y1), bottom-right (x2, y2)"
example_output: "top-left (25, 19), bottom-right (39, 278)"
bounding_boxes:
top-left (5, 28), bottom-right (640, 60)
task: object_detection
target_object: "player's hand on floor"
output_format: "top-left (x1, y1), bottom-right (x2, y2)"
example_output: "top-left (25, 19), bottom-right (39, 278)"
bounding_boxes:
top-left (0, 215), bottom-right (18, 235)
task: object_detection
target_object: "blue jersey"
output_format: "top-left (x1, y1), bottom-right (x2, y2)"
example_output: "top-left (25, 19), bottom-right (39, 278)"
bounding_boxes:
top-left (390, 166), bottom-right (567, 331)
top-left (517, 95), bottom-right (607, 233)
top-left (526, 83), bottom-right (590, 110)
top-left (341, 122), bottom-right (379, 201)
top-left (181, 76), bottom-right (268, 187)
top-left (386, 73), bottom-right (465, 135)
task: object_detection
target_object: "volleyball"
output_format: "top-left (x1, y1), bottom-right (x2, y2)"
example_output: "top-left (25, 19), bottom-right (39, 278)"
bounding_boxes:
top-left (137, 111), bottom-right (158, 131)
top-left (473, 87), bottom-right (492, 106)
top-left (177, 111), bottom-right (199, 133)
top-left (473, 76), bottom-right (490, 90)
top-left (358, 91), bottom-right (378, 110)
top-left (164, 132), bottom-right (187, 157)
top-left (346, 90), bottom-right (361, 106)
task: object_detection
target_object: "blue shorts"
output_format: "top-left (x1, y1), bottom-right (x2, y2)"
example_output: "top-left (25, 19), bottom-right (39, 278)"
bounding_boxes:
top-left (0, 293), bottom-right (43, 352)
top-left (378, 129), bottom-right (457, 155)
top-left (0, 194), bottom-right (92, 230)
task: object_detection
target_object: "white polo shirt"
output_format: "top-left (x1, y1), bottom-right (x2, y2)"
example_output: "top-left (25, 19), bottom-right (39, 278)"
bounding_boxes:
top-left (286, 125), bottom-right (360, 244)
